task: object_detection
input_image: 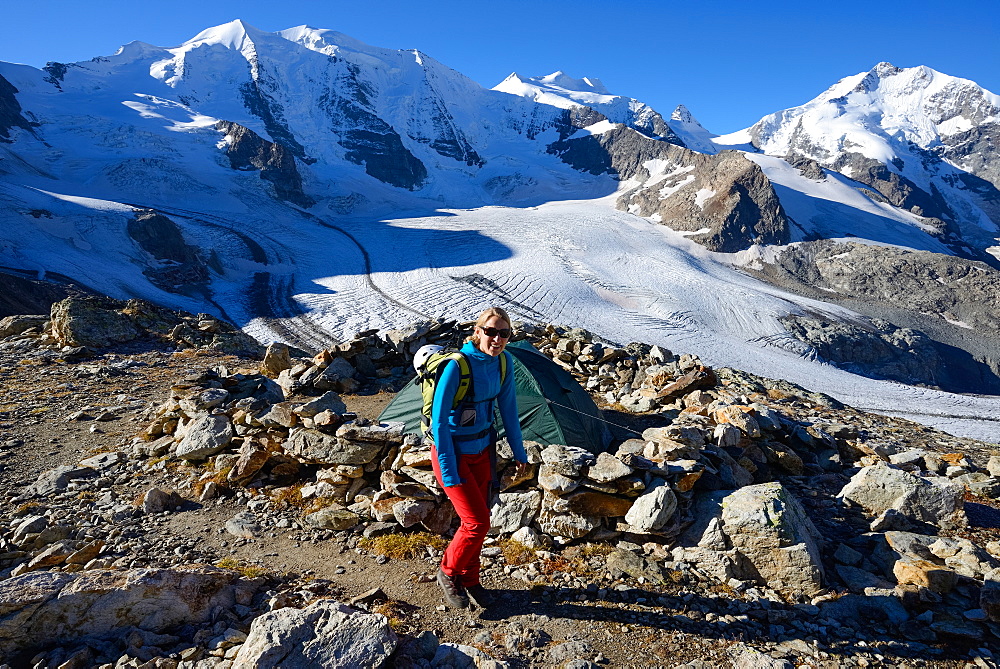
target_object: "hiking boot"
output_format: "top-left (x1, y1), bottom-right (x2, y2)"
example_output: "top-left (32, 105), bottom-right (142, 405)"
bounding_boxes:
top-left (436, 569), bottom-right (469, 608)
top-left (466, 583), bottom-right (496, 608)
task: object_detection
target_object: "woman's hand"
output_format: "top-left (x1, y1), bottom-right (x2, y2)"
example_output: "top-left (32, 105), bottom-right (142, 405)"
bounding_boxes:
top-left (514, 461), bottom-right (531, 478)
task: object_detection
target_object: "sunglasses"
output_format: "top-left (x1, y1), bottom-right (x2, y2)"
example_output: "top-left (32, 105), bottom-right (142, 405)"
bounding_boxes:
top-left (479, 326), bottom-right (511, 339)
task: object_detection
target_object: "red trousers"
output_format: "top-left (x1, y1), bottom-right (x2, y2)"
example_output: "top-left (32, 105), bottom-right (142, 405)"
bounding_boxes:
top-left (430, 445), bottom-right (492, 587)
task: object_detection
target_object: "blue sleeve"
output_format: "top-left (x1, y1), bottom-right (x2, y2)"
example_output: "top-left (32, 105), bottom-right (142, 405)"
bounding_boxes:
top-left (497, 351), bottom-right (527, 463)
top-left (431, 360), bottom-right (462, 487)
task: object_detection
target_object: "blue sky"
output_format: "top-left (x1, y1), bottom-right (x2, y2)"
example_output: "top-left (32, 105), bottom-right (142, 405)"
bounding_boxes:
top-left (3, 0), bottom-right (997, 133)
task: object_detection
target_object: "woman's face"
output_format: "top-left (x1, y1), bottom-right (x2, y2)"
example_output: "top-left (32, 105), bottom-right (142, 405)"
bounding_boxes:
top-left (476, 315), bottom-right (510, 357)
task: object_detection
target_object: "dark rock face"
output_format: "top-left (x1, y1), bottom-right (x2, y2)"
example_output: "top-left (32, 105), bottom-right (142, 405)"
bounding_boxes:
top-left (784, 152), bottom-right (826, 180)
top-left (758, 240), bottom-right (1000, 393)
top-left (780, 314), bottom-right (945, 387)
top-left (239, 80), bottom-right (310, 161)
top-left (408, 80), bottom-right (483, 167)
top-left (549, 123), bottom-right (790, 252)
top-left (216, 121), bottom-right (314, 207)
top-left (0, 74), bottom-right (36, 141)
top-left (127, 210), bottom-right (209, 292)
top-left (830, 151), bottom-right (951, 220)
top-left (319, 65), bottom-right (427, 190)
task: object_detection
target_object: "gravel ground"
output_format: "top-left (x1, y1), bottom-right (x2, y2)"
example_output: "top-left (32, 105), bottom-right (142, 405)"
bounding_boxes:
top-left (0, 341), bottom-right (991, 668)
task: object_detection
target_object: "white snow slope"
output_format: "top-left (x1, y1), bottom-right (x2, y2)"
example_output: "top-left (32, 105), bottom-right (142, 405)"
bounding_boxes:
top-left (0, 23), bottom-right (997, 443)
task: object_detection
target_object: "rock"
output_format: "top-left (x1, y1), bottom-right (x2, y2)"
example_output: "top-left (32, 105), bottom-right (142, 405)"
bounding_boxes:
top-left (313, 357), bottom-right (358, 392)
top-left (432, 642), bottom-right (507, 668)
top-left (294, 392), bottom-right (348, 418)
top-left (0, 314), bottom-right (47, 338)
top-left (174, 414), bottom-right (234, 461)
top-left (546, 640), bottom-right (595, 665)
top-left (142, 487), bottom-right (184, 514)
top-left (228, 441), bottom-right (271, 485)
top-left (540, 443), bottom-right (595, 477)
top-left (624, 478), bottom-right (677, 533)
top-left (12, 515), bottom-right (48, 544)
top-left (720, 482), bottom-right (825, 596)
top-left (727, 643), bottom-right (793, 669)
top-left (66, 540), bottom-right (104, 565)
top-left (257, 401), bottom-right (299, 429)
top-left (304, 505), bottom-right (360, 531)
top-left (225, 512), bottom-right (262, 538)
top-left (20, 540), bottom-right (78, 573)
top-left (283, 428), bottom-right (385, 465)
top-left (178, 388), bottom-right (230, 413)
top-left (25, 465), bottom-right (97, 496)
top-left (49, 296), bottom-right (142, 348)
top-left (714, 405), bottom-right (761, 438)
top-left (537, 492), bottom-right (601, 539)
top-left (392, 499), bottom-right (435, 528)
top-left (585, 452), bottom-right (633, 483)
top-left (605, 549), bottom-right (666, 584)
top-left (981, 574), bottom-right (1000, 622)
top-left (0, 568), bottom-right (249, 657)
top-left (78, 451), bottom-right (125, 471)
top-left (869, 508), bottom-right (914, 532)
top-left (261, 342), bottom-right (292, 378)
top-left (233, 599), bottom-right (397, 667)
top-left (537, 465), bottom-right (579, 495)
top-left (817, 592), bottom-right (909, 628)
top-left (893, 557), bottom-right (958, 594)
top-left (489, 490), bottom-right (542, 535)
top-left (838, 462), bottom-right (964, 528)
top-left (836, 564), bottom-right (892, 591)
top-left (336, 420), bottom-right (406, 444)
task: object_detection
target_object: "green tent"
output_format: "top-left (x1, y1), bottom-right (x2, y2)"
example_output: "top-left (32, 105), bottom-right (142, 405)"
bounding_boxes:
top-left (378, 340), bottom-right (611, 453)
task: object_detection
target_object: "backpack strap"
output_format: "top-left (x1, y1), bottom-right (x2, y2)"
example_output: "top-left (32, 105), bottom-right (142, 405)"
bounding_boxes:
top-left (446, 352), bottom-right (473, 408)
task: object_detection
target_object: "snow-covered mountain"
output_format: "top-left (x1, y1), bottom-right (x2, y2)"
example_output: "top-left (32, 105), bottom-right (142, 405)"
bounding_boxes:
top-left (716, 62), bottom-right (1000, 264)
top-left (493, 71), bottom-right (682, 144)
top-left (1, 22), bottom-right (998, 440)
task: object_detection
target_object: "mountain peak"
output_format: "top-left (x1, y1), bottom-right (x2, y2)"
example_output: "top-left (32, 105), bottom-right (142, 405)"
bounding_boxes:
top-left (185, 19), bottom-right (269, 51)
top-left (671, 104), bottom-right (698, 125)
top-left (537, 71), bottom-right (610, 95)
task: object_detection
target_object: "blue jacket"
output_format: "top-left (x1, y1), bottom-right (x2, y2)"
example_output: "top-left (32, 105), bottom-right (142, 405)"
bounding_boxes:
top-left (431, 341), bottom-right (527, 487)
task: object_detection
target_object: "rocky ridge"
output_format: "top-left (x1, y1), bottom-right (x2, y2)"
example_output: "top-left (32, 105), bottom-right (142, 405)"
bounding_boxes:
top-left (1, 301), bottom-right (1000, 667)
top-left (747, 239), bottom-right (1000, 394)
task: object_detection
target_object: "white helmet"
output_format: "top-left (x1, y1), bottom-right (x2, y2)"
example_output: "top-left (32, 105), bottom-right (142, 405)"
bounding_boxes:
top-left (413, 344), bottom-right (444, 372)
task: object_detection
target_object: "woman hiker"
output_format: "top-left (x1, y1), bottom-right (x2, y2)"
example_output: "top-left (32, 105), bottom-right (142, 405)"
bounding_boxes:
top-left (429, 306), bottom-right (530, 608)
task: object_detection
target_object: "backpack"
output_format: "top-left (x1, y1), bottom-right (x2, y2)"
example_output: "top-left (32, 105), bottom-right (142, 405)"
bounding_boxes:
top-left (413, 345), bottom-right (508, 441)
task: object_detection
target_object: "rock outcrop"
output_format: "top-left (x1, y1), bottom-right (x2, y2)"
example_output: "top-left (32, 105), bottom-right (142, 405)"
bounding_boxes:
top-left (548, 123), bottom-right (791, 252)
top-left (127, 210), bottom-right (209, 292)
top-left (216, 120), bottom-right (314, 207)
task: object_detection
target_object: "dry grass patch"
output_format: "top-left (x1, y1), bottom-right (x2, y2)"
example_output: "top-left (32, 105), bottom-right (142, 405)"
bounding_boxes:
top-left (359, 532), bottom-right (447, 560)
top-left (216, 557), bottom-right (269, 579)
top-left (497, 538), bottom-right (535, 566)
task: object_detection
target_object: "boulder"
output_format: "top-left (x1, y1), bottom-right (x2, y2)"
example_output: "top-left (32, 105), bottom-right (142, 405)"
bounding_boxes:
top-left (624, 478), bottom-right (677, 533)
top-left (720, 482), bottom-right (825, 596)
top-left (585, 452), bottom-right (634, 483)
top-left (838, 462), bottom-right (965, 528)
top-left (233, 599), bottom-right (397, 668)
top-left (25, 465), bottom-right (97, 496)
top-left (283, 428), bottom-right (384, 465)
top-left (174, 414), bottom-right (234, 461)
top-left (0, 568), bottom-right (249, 657)
top-left (261, 342), bottom-right (292, 378)
top-left (313, 358), bottom-right (358, 392)
top-left (142, 487), bottom-right (184, 514)
top-left (489, 490), bottom-right (542, 536)
top-left (0, 314), bottom-right (47, 338)
top-left (49, 296), bottom-right (141, 348)
top-left (305, 506), bottom-right (360, 531)
top-left (294, 392), bottom-right (348, 418)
